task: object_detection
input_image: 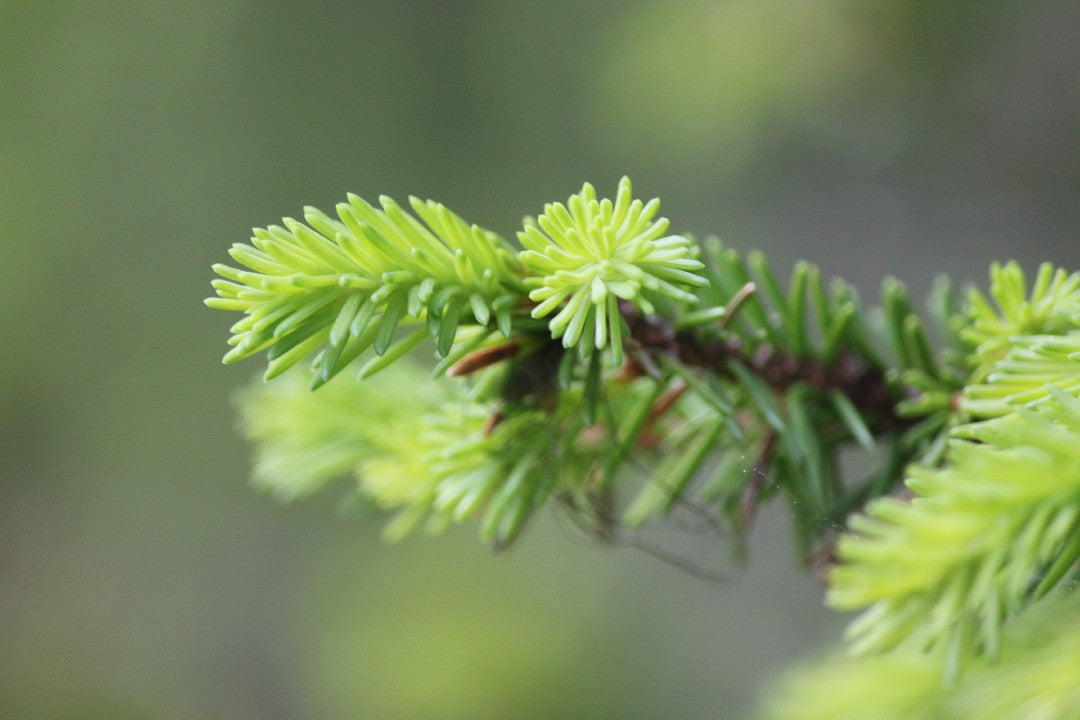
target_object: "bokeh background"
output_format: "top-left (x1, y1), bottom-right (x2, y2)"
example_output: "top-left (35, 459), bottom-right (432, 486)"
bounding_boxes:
top-left (2, 2), bottom-right (1077, 718)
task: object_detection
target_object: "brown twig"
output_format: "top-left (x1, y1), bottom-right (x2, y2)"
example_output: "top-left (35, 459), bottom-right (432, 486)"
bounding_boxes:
top-left (448, 340), bottom-right (521, 377)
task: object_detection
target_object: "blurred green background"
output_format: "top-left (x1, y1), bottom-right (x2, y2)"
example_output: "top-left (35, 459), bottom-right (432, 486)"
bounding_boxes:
top-left (2, 1), bottom-right (1077, 718)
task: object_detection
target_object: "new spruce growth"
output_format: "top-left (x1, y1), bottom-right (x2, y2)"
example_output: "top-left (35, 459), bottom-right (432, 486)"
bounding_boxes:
top-left (208, 180), bottom-right (1080, 718)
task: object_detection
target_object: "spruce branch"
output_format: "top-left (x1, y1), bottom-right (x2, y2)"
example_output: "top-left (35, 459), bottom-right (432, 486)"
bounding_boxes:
top-left (826, 262), bottom-right (1080, 672)
top-left (831, 357), bottom-right (1079, 680)
top-left (613, 238), bottom-right (952, 551)
top-left (208, 180), bottom-right (1080, 719)
top-left (209, 180), bottom-right (960, 556)
top-left (205, 194), bottom-right (525, 387)
top-left (830, 390), bottom-right (1080, 666)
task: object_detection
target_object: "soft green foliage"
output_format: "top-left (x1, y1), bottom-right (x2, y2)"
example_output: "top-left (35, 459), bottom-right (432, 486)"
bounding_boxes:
top-left (665, 239), bottom-right (960, 546)
top-left (963, 262), bottom-right (1080, 381)
top-left (694, 238), bottom-right (880, 363)
top-left (764, 262), bottom-right (1080, 718)
top-left (235, 363), bottom-right (444, 502)
top-left (962, 331), bottom-right (1080, 418)
top-left (519, 177), bottom-right (706, 365)
top-left (827, 263), bottom-right (1080, 674)
top-left (763, 587), bottom-right (1080, 720)
top-left (209, 181), bottom-right (1080, 718)
top-left (359, 393), bottom-right (600, 546)
top-left (206, 193), bottom-right (525, 387)
top-left (211, 180), bottom-right (925, 552)
top-left (829, 390), bottom-right (1080, 667)
top-left (237, 360), bottom-right (588, 546)
top-left (206, 178), bottom-right (710, 391)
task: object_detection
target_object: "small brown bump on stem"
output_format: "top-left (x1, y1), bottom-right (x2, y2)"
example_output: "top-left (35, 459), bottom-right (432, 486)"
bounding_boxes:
top-left (448, 340), bottom-right (521, 377)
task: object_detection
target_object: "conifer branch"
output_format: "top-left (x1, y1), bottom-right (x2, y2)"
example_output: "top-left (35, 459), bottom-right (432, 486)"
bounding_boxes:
top-left (828, 263), bottom-right (1080, 671)
top-left (830, 390), bottom-right (1080, 665)
top-left (208, 179), bottom-right (960, 553)
top-left (208, 182), bottom-right (1080, 716)
top-left (206, 194), bottom-right (525, 387)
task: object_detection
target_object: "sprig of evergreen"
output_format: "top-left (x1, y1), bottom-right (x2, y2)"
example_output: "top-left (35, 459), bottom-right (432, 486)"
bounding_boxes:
top-left (205, 194), bottom-right (525, 388)
top-left (828, 263), bottom-right (1080, 674)
top-left (208, 179), bottom-right (951, 553)
top-left (208, 180), bottom-right (1080, 718)
top-left (830, 389), bottom-right (1080, 670)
